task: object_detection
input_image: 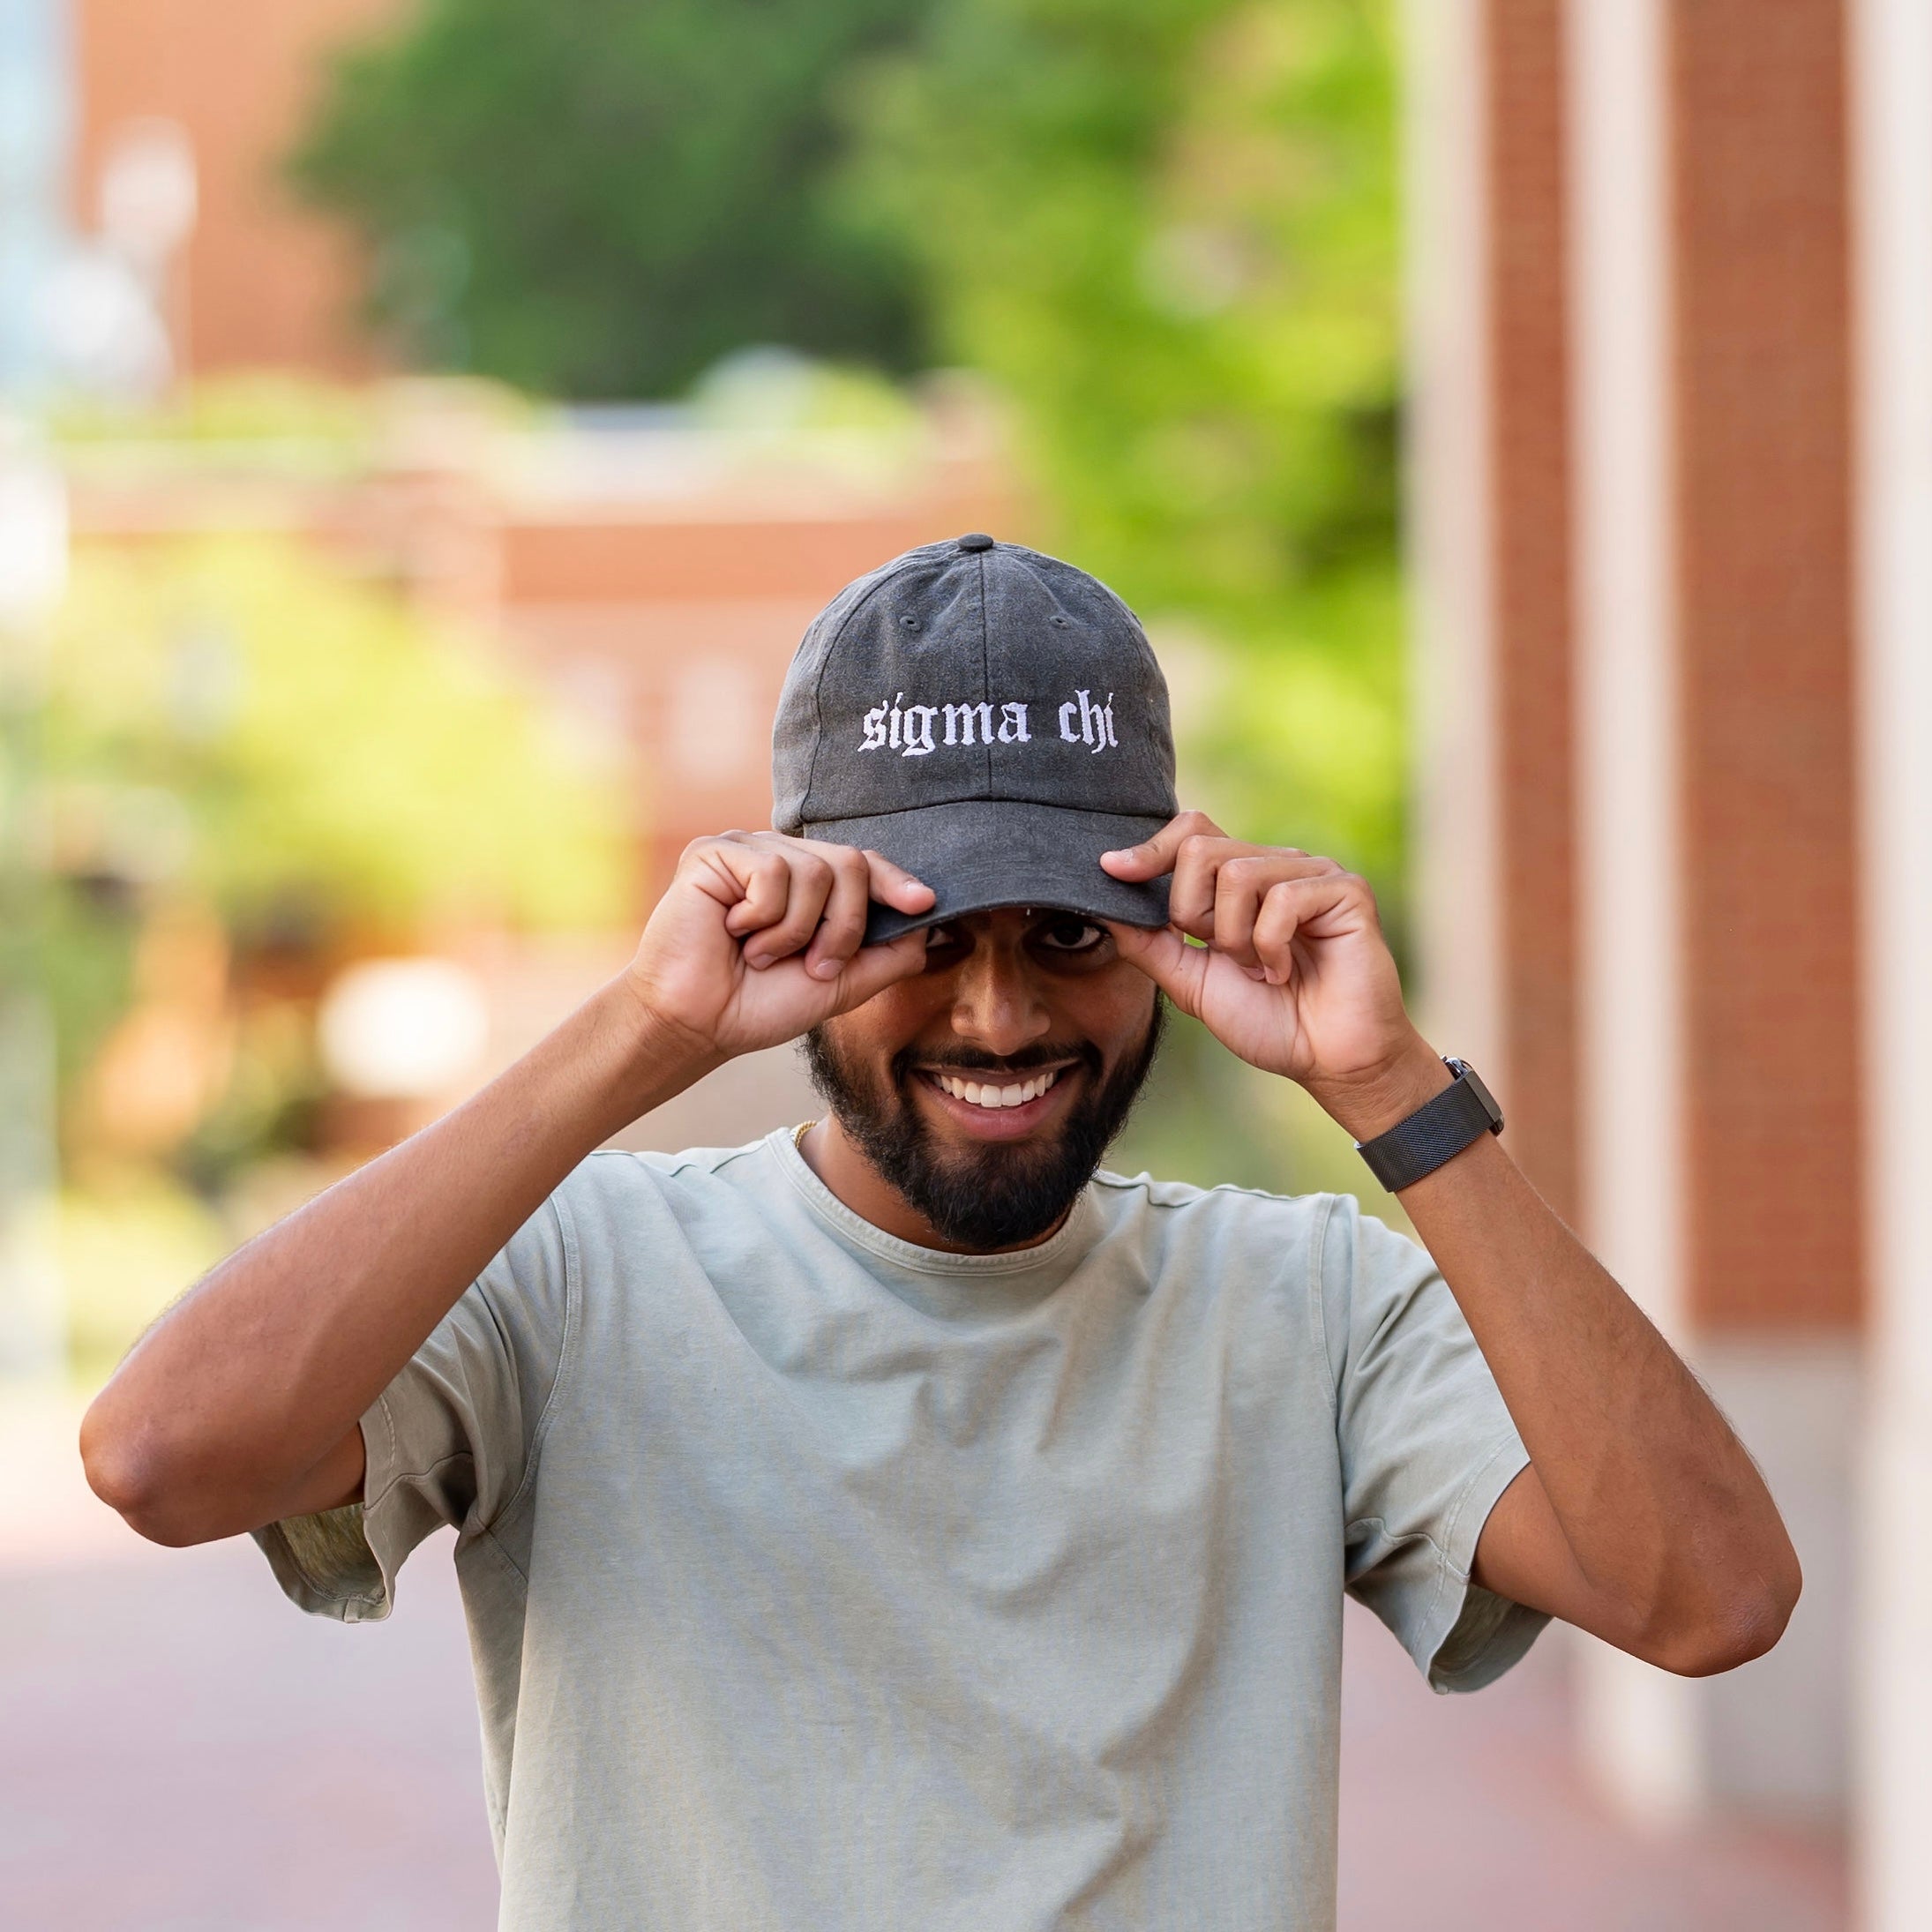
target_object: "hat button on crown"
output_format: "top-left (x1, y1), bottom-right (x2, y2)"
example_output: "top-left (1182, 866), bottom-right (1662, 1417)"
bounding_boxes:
top-left (955, 532), bottom-right (995, 551)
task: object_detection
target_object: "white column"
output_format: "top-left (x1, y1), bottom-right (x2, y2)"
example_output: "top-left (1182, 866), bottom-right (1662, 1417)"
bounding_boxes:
top-left (1562, 0), bottom-right (1700, 1823)
top-left (1401, 0), bottom-right (1504, 1078)
top-left (1850, 0), bottom-right (1932, 1922)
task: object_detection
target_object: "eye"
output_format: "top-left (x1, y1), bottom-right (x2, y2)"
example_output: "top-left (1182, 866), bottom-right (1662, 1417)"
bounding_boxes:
top-left (923, 923), bottom-right (964, 951)
top-left (1035, 916), bottom-right (1106, 954)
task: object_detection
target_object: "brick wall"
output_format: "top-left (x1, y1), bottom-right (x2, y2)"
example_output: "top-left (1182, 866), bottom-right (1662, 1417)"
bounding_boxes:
top-left (1670, 0), bottom-right (1863, 1329)
top-left (73, 0), bottom-right (399, 376)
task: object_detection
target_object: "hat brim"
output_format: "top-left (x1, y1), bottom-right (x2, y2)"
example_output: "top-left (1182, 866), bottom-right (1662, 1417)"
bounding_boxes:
top-left (800, 799), bottom-right (1175, 945)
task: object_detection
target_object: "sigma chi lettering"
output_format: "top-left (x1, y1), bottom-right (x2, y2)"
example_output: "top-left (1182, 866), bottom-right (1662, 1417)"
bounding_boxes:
top-left (862, 691), bottom-right (1119, 757)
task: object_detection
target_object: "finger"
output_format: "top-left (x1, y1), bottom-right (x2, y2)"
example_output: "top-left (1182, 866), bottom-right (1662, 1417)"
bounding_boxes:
top-left (1211, 857), bottom-right (1276, 969)
top-left (1251, 868), bottom-right (1356, 985)
top-left (742, 853), bottom-right (835, 969)
top-left (823, 929), bottom-right (931, 1011)
top-left (715, 849), bottom-right (793, 939)
top-left (1105, 921), bottom-right (1209, 1016)
top-left (1251, 880), bottom-right (1309, 987)
top-left (1211, 854), bottom-right (1345, 966)
top-left (859, 847), bottom-right (935, 914)
top-left (1097, 809), bottom-right (1229, 880)
top-left (803, 849), bottom-right (873, 981)
top-left (1165, 833), bottom-right (1245, 942)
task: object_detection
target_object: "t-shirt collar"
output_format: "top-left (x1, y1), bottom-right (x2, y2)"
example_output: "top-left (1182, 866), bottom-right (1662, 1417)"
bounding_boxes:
top-left (764, 1125), bottom-right (1101, 1321)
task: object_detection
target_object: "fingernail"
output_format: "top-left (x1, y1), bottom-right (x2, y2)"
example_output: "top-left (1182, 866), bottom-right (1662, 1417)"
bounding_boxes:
top-left (808, 956), bottom-right (840, 981)
top-left (745, 952), bottom-right (769, 970)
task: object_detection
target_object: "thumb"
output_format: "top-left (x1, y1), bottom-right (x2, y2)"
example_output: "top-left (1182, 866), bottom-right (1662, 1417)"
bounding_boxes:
top-left (1107, 922), bottom-right (1205, 1012)
top-left (1097, 836), bottom-right (1168, 882)
top-left (823, 929), bottom-right (929, 1015)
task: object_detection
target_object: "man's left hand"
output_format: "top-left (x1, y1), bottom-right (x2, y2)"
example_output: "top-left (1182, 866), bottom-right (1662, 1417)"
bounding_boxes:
top-left (1101, 811), bottom-right (1442, 1136)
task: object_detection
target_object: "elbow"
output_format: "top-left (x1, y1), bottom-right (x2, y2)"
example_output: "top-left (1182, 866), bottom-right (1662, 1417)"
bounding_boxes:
top-left (79, 1399), bottom-right (228, 1548)
top-left (1647, 1546), bottom-right (1804, 1679)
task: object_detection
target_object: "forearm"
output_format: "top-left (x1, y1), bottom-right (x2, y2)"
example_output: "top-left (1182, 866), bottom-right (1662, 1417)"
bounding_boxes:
top-left (82, 974), bottom-right (715, 1542)
top-left (1101, 820), bottom-right (1796, 1669)
top-left (1311, 1043), bottom-right (1800, 1667)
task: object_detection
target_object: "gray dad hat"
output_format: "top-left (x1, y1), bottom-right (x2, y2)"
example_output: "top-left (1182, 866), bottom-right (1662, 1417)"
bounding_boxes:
top-left (772, 533), bottom-right (1179, 942)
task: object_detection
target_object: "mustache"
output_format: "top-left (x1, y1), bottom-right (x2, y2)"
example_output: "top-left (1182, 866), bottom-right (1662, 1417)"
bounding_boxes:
top-left (802, 1001), bottom-right (1164, 1248)
top-left (892, 1041), bottom-right (1104, 1082)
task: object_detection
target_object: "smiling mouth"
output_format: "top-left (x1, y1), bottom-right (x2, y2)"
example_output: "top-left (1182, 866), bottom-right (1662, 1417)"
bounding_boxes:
top-left (921, 1066), bottom-right (1069, 1112)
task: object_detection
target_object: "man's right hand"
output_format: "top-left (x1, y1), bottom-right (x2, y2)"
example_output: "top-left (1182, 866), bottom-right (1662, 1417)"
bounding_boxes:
top-left (82, 830), bottom-right (934, 1547)
top-left (625, 832), bottom-right (935, 1062)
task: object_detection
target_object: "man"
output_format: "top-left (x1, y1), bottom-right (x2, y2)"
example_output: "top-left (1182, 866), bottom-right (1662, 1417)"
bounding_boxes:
top-left (83, 535), bottom-right (1798, 1930)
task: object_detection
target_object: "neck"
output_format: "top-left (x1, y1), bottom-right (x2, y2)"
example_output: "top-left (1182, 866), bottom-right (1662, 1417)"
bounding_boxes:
top-left (796, 1115), bottom-right (1073, 1255)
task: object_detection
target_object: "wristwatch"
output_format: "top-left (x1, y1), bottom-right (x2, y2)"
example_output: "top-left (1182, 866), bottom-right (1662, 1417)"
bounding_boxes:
top-left (1353, 1058), bottom-right (1503, 1194)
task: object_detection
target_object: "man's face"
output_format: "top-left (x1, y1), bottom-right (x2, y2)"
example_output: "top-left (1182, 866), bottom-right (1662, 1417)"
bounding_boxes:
top-left (803, 907), bottom-right (1164, 1250)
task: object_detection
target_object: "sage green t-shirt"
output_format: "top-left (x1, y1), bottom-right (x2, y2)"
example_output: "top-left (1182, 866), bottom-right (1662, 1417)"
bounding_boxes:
top-left (255, 1127), bottom-right (1546, 1931)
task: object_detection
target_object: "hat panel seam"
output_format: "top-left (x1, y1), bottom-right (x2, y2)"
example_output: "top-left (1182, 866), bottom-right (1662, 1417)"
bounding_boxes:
top-left (797, 550), bottom-right (935, 828)
top-left (976, 550), bottom-right (993, 795)
top-left (1000, 550), bottom-right (1168, 742)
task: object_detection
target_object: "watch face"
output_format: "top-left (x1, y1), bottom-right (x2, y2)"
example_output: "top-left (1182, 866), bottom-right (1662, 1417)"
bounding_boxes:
top-left (1457, 1064), bottom-right (1503, 1131)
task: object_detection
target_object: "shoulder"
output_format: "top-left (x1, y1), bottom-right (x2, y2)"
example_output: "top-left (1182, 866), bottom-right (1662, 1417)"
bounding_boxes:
top-left (588, 1138), bottom-right (781, 1191)
top-left (1091, 1164), bottom-right (1347, 1229)
top-left (1087, 1166), bottom-right (1360, 1284)
top-left (1089, 1172), bottom-right (1429, 1311)
top-left (550, 1134), bottom-right (789, 1243)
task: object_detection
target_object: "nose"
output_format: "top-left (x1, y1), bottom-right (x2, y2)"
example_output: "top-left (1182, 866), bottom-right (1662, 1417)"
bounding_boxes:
top-left (949, 936), bottom-right (1051, 1060)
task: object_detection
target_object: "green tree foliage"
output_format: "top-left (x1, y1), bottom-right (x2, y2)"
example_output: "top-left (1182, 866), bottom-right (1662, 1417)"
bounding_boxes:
top-left (50, 533), bottom-right (629, 933)
top-left (844, 0), bottom-right (1402, 1192)
top-left (847, 0), bottom-right (1404, 905)
top-left (43, 534), bottom-right (631, 1078)
top-left (293, 0), bottom-right (931, 396)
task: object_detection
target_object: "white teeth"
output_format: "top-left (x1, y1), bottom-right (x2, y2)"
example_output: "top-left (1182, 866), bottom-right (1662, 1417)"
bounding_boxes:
top-left (934, 1067), bottom-right (1063, 1108)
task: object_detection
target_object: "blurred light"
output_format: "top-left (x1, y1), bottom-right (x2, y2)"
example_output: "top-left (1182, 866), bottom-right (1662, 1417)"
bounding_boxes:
top-left (318, 958), bottom-right (489, 1101)
top-left (0, 431), bottom-right (65, 628)
top-left (98, 117), bottom-right (197, 270)
top-left (35, 243), bottom-right (169, 397)
top-left (690, 345), bottom-right (820, 431)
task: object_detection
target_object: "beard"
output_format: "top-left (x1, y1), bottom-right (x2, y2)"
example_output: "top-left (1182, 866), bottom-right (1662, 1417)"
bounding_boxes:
top-left (800, 998), bottom-right (1165, 1251)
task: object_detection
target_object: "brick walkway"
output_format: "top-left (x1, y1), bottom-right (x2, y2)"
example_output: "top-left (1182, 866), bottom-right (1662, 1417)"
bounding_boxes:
top-left (2, 1397), bottom-right (1847, 1930)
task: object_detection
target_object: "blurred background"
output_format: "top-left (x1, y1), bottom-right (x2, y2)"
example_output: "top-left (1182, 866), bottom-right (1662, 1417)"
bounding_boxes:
top-left (0, 0), bottom-right (1925, 1925)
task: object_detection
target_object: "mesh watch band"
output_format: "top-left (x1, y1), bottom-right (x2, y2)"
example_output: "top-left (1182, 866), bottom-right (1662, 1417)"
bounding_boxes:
top-left (1353, 1059), bottom-right (1504, 1194)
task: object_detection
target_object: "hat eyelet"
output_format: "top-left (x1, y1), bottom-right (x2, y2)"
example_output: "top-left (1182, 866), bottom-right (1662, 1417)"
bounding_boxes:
top-left (1049, 614), bottom-right (1070, 628)
top-left (900, 615), bottom-right (921, 631)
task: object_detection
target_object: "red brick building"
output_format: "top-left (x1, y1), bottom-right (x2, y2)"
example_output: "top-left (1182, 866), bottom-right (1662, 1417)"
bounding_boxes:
top-left (71, 0), bottom-right (397, 378)
top-left (1407, 3), bottom-right (1931, 1921)
top-left (68, 380), bottom-right (1022, 910)
top-left (61, 0), bottom-right (1025, 903)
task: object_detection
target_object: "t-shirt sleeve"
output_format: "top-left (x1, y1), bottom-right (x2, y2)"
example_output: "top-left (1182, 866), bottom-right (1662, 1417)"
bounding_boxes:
top-left (1316, 1190), bottom-right (1549, 1692)
top-left (251, 1190), bottom-right (575, 1623)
